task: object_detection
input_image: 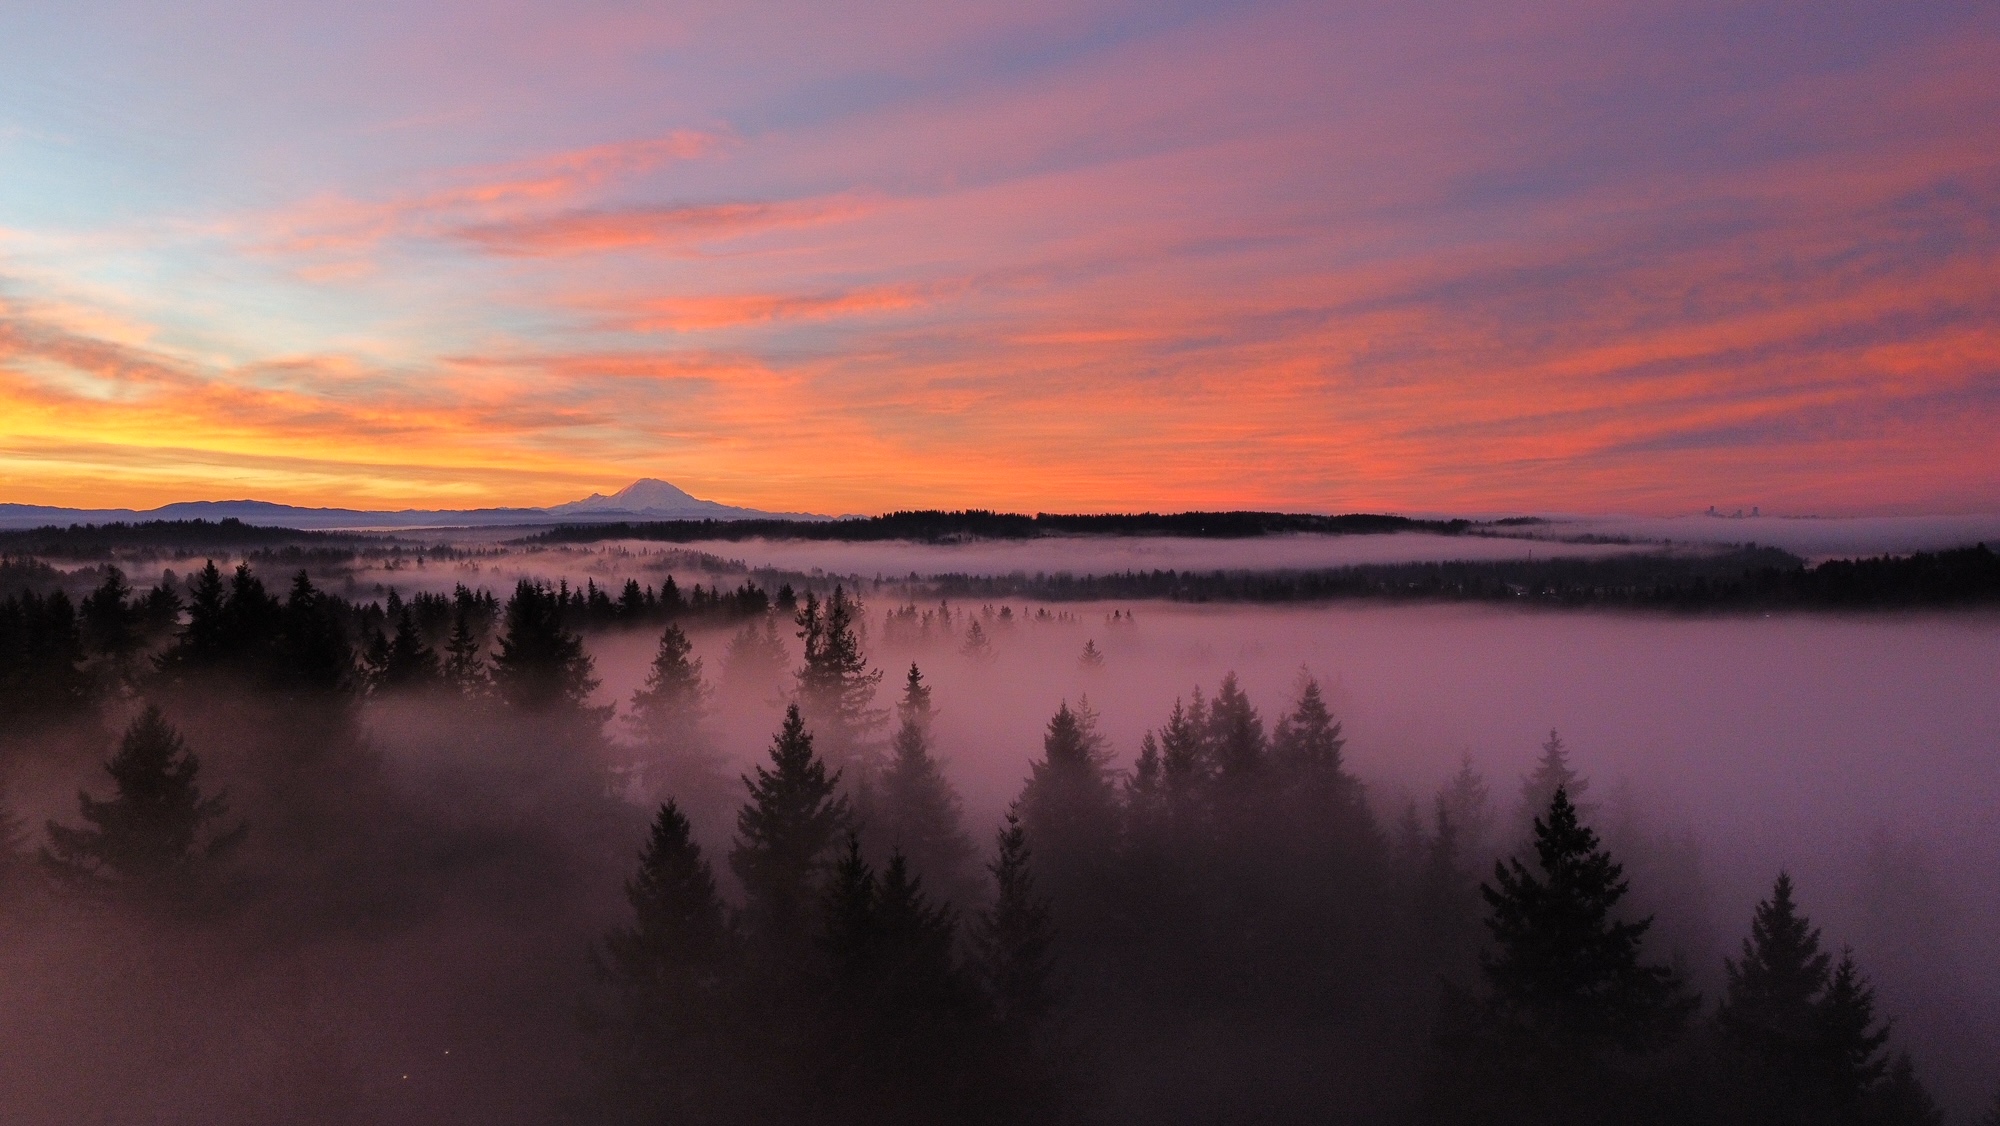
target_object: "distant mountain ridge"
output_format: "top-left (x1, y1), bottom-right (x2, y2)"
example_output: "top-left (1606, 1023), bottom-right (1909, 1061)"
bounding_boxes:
top-left (0, 479), bottom-right (824, 531)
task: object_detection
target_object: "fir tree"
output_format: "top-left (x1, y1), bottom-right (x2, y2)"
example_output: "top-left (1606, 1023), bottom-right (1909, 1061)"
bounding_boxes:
top-left (164, 559), bottom-right (229, 669)
top-left (492, 579), bottom-right (600, 713)
top-left (870, 664), bottom-right (975, 901)
top-left (1205, 672), bottom-right (1266, 786)
top-left (1818, 950), bottom-right (1891, 1114)
top-left (370, 606), bottom-right (441, 693)
top-left (80, 566), bottom-right (139, 664)
top-left (1715, 872), bottom-right (1833, 1118)
top-left (794, 587), bottom-right (886, 776)
top-left (961, 619), bottom-right (993, 659)
top-left (273, 571), bottom-right (354, 695)
top-left (731, 704), bottom-right (850, 952)
top-left (628, 623), bottom-right (707, 747)
top-left (442, 606), bottom-right (487, 695)
top-left (1873, 1053), bottom-right (1943, 1126)
top-left (1077, 639), bottom-right (1104, 668)
top-left (1436, 753), bottom-right (1495, 865)
top-left (975, 808), bottom-right (1055, 1031)
top-left (1517, 729), bottom-right (1591, 842)
top-left (42, 705), bottom-right (246, 900)
top-left (1479, 787), bottom-right (1692, 1053)
top-left (1016, 699), bottom-right (1120, 929)
top-left (1271, 675), bottom-right (1346, 789)
top-left (592, 800), bottom-right (740, 1125)
top-left (721, 615), bottom-right (788, 695)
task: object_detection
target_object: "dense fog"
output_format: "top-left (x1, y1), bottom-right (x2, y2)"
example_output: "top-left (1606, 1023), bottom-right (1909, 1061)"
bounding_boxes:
top-left (1, 536), bottom-right (1995, 1123)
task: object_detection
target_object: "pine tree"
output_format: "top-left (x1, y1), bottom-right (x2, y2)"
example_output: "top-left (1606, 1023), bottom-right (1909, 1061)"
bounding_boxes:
top-left (1818, 950), bottom-right (1891, 1114)
top-left (492, 579), bottom-right (600, 713)
top-left (1517, 729), bottom-right (1590, 842)
top-left (80, 566), bottom-right (139, 664)
top-left (1271, 675), bottom-right (1346, 788)
top-left (1077, 639), bottom-right (1104, 668)
top-left (1716, 872), bottom-right (1833, 1117)
top-left (871, 664), bottom-right (976, 901)
top-left (721, 615), bottom-right (787, 695)
top-left (369, 606), bottom-right (440, 693)
top-left (592, 800), bottom-right (740, 1124)
top-left (1157, 696), bottom-right (1210, 828)
top-left (1479, 787), bottom-right (1692, 1053)
top-left (960, 619), bottom-right (993, 660)
top-left (975, 808), bottom-right (1054, 1031)
top-left (1205, 672), bottom-right (1265, 786)
top-left (794, 587), bottom-right (886, 776)
top-left (1873, 1053), bottom-right (1943, 1126)
top-left (1016, 699), bottom-right (1120, 929)
top-left (1436, 754), bottom-right (1495, 865)
top-left (731, 704), bottom-right (850, 952)
top-left (162, 560), bottom-right (229, 670)
top-left (628, 623), bottom-right (707, 747)
top-left (442, 606), bottom-right (487, 695)
top-left (42, 705), bottom-right (246, 900)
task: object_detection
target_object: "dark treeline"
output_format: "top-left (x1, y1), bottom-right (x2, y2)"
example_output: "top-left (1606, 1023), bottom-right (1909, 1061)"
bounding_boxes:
top-left (0, 562), bottom-right (1985, 1124)
top-left (529, 510), bottom-right (1475, 545)
top-left (0, 518), bottom-right (375, 558)
top-left (917, 543), bottom-right (2000, 610)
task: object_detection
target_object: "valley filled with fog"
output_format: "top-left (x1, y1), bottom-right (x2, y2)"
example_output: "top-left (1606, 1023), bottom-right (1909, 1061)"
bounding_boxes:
top-left (1, 527), bottom-right (1996, 1123)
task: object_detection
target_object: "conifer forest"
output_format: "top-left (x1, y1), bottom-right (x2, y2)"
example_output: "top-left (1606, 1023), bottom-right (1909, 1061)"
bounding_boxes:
top-left (0, 551), bottom-right (1994, 1125)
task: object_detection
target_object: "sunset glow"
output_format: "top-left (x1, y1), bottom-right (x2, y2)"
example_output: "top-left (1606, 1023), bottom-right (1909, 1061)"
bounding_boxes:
top-left (2, 0), bottom-right (1995, 514)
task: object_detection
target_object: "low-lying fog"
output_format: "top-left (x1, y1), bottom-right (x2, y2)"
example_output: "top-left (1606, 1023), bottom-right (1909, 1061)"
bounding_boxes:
top-left (584, 599), bottom-right (2000, 1107)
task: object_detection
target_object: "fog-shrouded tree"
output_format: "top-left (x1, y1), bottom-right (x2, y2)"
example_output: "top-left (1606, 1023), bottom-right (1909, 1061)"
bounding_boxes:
top-left (1818, 949), bottom-right (1893, 1117)
top-left (1204, 672), bottom-right (1266, 789)
top-left (0, 588), bottom-right (92, 719)
top-left (1436, 753), bottom-right (1496, 867)
top-left (628, 622), bottom-right (707, 749)
top-left (794, 586), bottom-right (886, 778)
top-left (1429, 787), bottom-right (1694, 1124)
top-left (721, 615), bottom-right (788, 697)
top-left (1015, 698), bottom-right (1119, 938)
top-left (42, 705), bottom-right (246, 903)
top-left (976, 807), bottom-right (1055, 1033)
top-left (367, 606), bottom-right (441, 694)
top-left (1874, 1052), bottom-right (1944, 1126)
top-left (1516, 729), bottom-right (1592, 844)
top-left (442, 605), bottom-right (487, 695)
top-left (590, 800), bottom-right (740, 1125)
top-left (866, 664), bottom-right (976, 903)
top-left (160, 560), bottom-right (229, 671)
top-left (80, 566), bottom-right (141, 667)
top-left (1714, 871), bottom-right (1834, 1121)
top-left (274, 571), bottom-right (355, 695)
top-left (492, 579), bottom-right (601, 714)
top-left (731, 704), bottom-right (850, 955)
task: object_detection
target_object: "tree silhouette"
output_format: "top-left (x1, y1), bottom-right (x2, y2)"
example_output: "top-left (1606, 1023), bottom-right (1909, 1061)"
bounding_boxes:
top-left (628, 623), bottom-right (707, 748)
top-left (975, 807), bottom-right (1055, 1032)
top-left (1715, 872), bottom-right (1837, 1121)
top-left (731, 704), bottom-right (850, 954)
top-left (42, 705), bottom-right (245, 902)
top-left (592, 800), bottom-right (741, 1125)
top-left (1516, 729), bottom-right (1591, 843)
top-left (274, 571), bottom-right (355, 695)
top-left (794, 586), bottom-right (886, 777)
top-left (492, 579), bottom-right (600, 713)
top-left (367, 606), bottom-right (441, 693)
top-left (442, 606), bottom-right (487, 695)
top-left (869, 664), bottom-right (976, 902)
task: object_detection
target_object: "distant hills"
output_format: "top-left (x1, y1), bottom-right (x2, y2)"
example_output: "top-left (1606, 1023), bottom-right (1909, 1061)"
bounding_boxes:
top-left (0, 479), bottom-right (824, 531)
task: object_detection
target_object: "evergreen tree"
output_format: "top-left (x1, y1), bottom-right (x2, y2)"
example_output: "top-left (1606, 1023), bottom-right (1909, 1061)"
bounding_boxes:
top-left (222, 562), bottom-right (283, 660)
top-left (492, 579), bottom-right (600, 713)
top-left (1873, 1053), bottom-right (1943, 1126)
top-left (1077, 639), bottom-right (1104, 668)
top-left (274, 571), bottom-right (355, 695)
top-left (42, 705), bottom-right (245, 901)
top-left (721, 615), bottom-right (788, 695)
top-left (1517, 729), bottom-right (1591, 842)
top-left (975, 808), bottom-right (1055, 1031)
top-left (1157, 695), bottom-right (1210, 828)
top-left (1480, 787), bottom-right (1691, 1052)
top-left (961, 619), bottom-right (993, 659)
top-left (628, 623), bottom-right (706, 746)
top-left (0, 589), bottom-right (92, 718)
top-left (1715, 872), bottom-right (1834, 1120)
top-left (80, 566), bottom-right (140, 664)
top-left (442, 606), bottom-right (487, 695)
top-left (794, 587), bottom-right (886, 776)
top-left (592, 800), bottom-right (741, 1124)
top-left (870, 664), bottom-right (976, 901)
top-left (731, 704), bottom-right (850, 953)
top-left (1016, 699), bottom-right (1120, 932)
top-left (1270, 675), bottom-right (1346, 791)
top-left (162, 560), bottom-right (229, 670)
top-left (1205, 672), bottom-right (1266, 787)
top-left (1436, 753), bottom-right (1495, 865)
top-left (370, 606), bottom-right (441, 693)
top-left (1818, 950), bottom-right (1892, 1115)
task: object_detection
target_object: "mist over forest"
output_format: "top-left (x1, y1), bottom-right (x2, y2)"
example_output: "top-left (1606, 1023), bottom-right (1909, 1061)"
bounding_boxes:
top-left (0, 525), bottom-right (1996, 1124)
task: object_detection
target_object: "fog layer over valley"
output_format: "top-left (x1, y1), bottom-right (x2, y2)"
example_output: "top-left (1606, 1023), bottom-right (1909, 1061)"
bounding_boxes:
top-left (0, 537), bottom-right (1995, 1123)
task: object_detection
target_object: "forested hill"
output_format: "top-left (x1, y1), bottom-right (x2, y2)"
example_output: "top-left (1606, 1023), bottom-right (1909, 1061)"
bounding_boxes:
top-left (528, 509), bottom-right (1476, 544)
top-left (922, 543), bottom-right (2000, 610)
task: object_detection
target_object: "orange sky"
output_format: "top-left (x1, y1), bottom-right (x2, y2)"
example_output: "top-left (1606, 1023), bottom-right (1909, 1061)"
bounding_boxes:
top-left (0, 0), bottom-right (1996, 515)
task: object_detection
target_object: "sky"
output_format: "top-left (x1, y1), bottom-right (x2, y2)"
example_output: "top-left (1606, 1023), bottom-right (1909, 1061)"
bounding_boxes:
top-left (0, 0), bottom-right (1995, 516)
